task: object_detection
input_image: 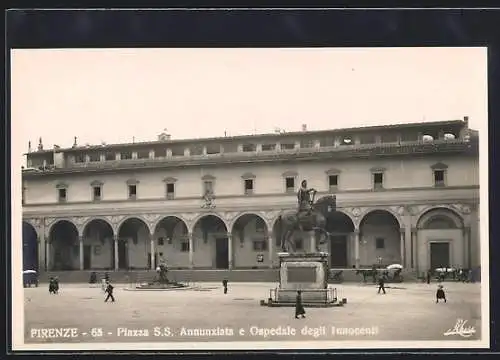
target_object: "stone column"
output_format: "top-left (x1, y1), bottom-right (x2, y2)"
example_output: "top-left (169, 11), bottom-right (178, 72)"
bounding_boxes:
top-left (45, 238), bottom-right (51, 271)
top-left (113, 235), bottom-right (119, 270)
top-left (399, 228), bottom-right (405, 267)
top-left (150, 234), bottom-right (155, 270)
top-left (463, 226), bottom-right (471, 268)
top-left (188, 232), bottom-right (194, 269)
top-left (38, 234), bottom-right (44, 272)
top-left (411, 228), bottom-right (418, 272)
top-left (268, 234), bottom-right (273, 268)
top-left (79, 235), bottom-right (84, 270)
top-left (227, 233), bottom-right (233, 269)
top-left (354, 230), bottom-right (360, 269)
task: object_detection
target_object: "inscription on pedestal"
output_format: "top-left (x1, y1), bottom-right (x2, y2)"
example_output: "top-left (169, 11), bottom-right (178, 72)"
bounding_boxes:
top-left (287, 267), bottom-right (317, 283)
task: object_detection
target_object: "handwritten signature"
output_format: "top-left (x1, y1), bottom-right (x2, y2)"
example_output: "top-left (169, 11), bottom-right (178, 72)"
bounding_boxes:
top-left (443, 319), bottom-right (476, 338)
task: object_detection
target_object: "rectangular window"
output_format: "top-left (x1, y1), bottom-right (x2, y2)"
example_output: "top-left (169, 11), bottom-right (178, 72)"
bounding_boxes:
top-left (105, 152), bottom-right (115, 161)
top-left (285, 177), bottom-right (295, 193)
top-left (329, 175), bottom-right (338, 192)
top-left (166, 183), bottom-right (175, 199)
top-left (181, 242), bottom-right (190, 252)
top-left (128, 185), bottom-right (137, 199)
top-left (373, 173), bottom-right (384, 190)
top-left (93, 186), bottom-right (101, 201)
top-left (121, 151), bottom-right (132, 160)
top-left (280, 143), bottom-right (295, 151)
top-left (58, 188), bottom-right (67, 202)
top-left (157, 237), bottom-right (164, 246)
top-left (434, 170), bottom-right (445, 187)
top-left (261, 144), bottom-right (276, 151)
top-left (376, 238), bottom-right (385, 249)
top-left (242, 144), bottom-right (256, 152)
top-left (244, 179), bottom-right (254, 195)
top-left (204, 180), bottom-right (214, 195)
top-left (253, 240), bottom-right (268, 251)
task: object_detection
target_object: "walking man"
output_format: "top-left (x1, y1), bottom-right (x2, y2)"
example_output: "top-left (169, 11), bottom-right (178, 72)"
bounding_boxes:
top-left (295, 290), bottom-right (306, 319)
top-left (377, 275), bottom-right (386, 294)
top-left (104, 281), bottom-right (115, 302)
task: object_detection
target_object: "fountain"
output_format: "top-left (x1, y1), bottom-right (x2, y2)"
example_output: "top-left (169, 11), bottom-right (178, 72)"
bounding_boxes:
top-left (134, 261), bottom-right (189, 290)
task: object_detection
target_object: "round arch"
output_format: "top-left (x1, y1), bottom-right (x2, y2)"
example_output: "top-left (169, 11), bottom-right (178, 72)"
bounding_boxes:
top-left (48, 219), bottom-right (79, 271)
top-left (116, 215), bottom-right (153, 235)
top-left (417, 207), bottom-right (464, 229)
top-left (191, 213), bottom-right (229, 232)
top-left (230, 212), bottom-right (269, 234)
top-left (48, 219), bottom-right (80, 238)
top-left (325, 210), bottom-right (356, 233)
top-left (359, 209), bottom-right (402, 229)
top-left (153, 216), bottom-right (189, 235)
top-left (22, 221), bottom-right (39, 271)
top-left (82, 217), bottom-right (115, 236)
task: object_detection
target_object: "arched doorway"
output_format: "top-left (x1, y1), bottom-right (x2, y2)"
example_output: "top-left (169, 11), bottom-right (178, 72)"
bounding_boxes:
top-left (49, 220), bottom-right (79, 270)
top-left (22, 221), bottom-right (38, 271)
top-left (231, 214), bottom-right (269, 269)
top-left (82, 219), bottom-right (114, 270)
top-left (359, 210), bottom-right (401, 267)
top-left (325, 211), bottom-right (355, 268)
top-left (117, 218), bottom-right (150, 270)
top-left (153, 216), bottom-right (189, 269)
top-left (192, 215), bottom-right (228, 269)
top-left (417, 207), bottom-right (464, 271)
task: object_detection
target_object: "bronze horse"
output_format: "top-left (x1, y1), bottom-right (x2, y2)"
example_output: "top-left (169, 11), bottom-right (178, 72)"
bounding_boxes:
top-left (275, 193), bottom-right (337, 253)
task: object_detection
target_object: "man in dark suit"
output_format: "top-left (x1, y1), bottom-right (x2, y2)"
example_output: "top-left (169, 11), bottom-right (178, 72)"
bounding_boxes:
top-left (104, 281), bottom-right (115, 302)
top-left (295, 290), bottom-right (306, 319)
top-left (377, 275), bottom-right (386, 294)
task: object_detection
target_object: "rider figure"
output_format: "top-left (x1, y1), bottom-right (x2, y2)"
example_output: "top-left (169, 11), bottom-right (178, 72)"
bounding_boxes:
top-left (297, 180), bottom-right (315, 215)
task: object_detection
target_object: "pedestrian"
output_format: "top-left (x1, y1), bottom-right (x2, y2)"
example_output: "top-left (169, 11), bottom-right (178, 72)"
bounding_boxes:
top-left (377, 275), bottom-right (386, 294)
top-left (101, 278), bottom-right (107, 293)
top-left (222, 279), bottom-right (228, 294)
top-left (295, 290), bottom-right (306, 319)
top-left (426, 270), bottom-right (431, 284)
top-left (436, 284), bottom-right (447, 303)
top-left (48, 277), bottom-right (56, 294)
top-left (104, 281), bottom-right (115, 302)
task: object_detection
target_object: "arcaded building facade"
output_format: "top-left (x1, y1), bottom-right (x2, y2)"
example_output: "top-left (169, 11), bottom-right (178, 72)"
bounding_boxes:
top-left (21, 118), bottom-right (480, 274)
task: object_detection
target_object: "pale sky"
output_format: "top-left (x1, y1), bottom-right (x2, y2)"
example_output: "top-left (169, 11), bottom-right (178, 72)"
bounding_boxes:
top-left (11, 47), bottom-right (487, 165)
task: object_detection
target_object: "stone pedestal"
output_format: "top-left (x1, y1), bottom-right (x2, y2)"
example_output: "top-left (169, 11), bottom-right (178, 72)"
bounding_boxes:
top-left (261, 252), bottom-right (344, 307)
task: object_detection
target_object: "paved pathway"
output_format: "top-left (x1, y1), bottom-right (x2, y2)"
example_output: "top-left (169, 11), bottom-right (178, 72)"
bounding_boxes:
top-left (23, 282), bottom-right (483, 345)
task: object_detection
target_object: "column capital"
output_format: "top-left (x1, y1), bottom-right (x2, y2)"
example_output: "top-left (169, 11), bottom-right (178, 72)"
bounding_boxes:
top-left (462, 226), bottom-right (471, 233)
top-left (227, 232), bottom-right (233, 238)
top-left (411, 227), bottom-right (418, 233)
top-left (399, 228), bottom-right (405, 235)
top-left (113, 234), bottom-right (119, 241)
top-left (353, 230), bottom-right (360, 236)
top-left (78, 235), bottom-right (84, 242)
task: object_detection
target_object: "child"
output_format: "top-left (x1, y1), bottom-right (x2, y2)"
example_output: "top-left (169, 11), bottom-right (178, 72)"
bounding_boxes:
top-left (436, 284), bottom-right (447, 303)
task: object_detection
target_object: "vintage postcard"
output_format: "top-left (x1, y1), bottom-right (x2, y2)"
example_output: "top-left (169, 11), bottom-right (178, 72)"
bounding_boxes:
top-left (11, 47), bottom-right (489, 351)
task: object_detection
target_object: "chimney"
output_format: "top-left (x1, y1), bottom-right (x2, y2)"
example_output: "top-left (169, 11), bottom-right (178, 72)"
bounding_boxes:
top-left (73, 136), bottom-right (78, 148)
top-left (302, 124), bottom-right (307, 132)
top-left (463, 116), bottom-right (469, 128)
top-left (28, 141), bottom-right (31, 153)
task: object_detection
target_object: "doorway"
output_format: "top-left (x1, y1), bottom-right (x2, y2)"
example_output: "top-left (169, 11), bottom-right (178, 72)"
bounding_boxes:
top-left (215, 237), bottom-right (229, 269)
top-left (430, 242), bottom-right (450, 270)
top-left (83, 245), bottom-right (92, 270)
top-left (118, 241), bottom-right (128, 269)
top-left (330, 235), bottom-right (348, 268)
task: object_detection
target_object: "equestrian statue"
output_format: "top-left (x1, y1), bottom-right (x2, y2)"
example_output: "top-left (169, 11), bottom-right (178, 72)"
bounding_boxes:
top-left (275, 179), bottom-right (337, 253)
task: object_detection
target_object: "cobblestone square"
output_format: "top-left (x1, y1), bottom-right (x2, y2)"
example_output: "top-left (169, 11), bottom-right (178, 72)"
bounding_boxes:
top-left (22, 281), bottom-right (484, 349)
